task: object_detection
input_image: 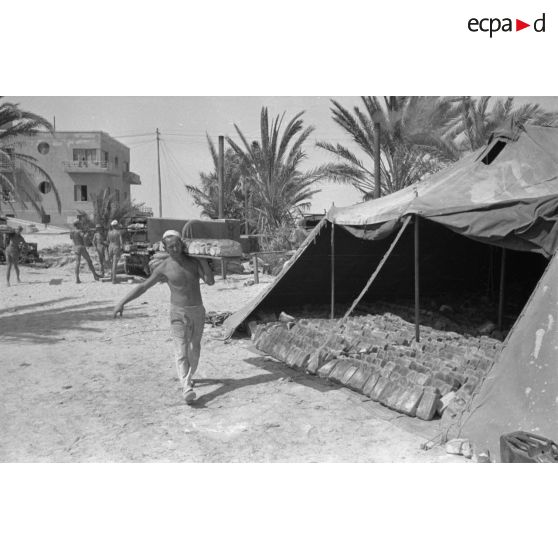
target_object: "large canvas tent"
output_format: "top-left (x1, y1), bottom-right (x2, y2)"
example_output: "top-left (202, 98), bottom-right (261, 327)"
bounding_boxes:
top-left (458, 249), bottom-right (558, 460)
top-left (224, 123), bottom-right (558, 337)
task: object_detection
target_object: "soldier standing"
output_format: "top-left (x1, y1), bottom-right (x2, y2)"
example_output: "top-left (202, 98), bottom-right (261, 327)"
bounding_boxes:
top-left (5, 225), bottom-right (25, 286)
top-left (70, 220), bottom-right (100, 283)
top-left (107, 220), bottom-right (122, 284)
top-left (92, 224), bottom-right (108, 277)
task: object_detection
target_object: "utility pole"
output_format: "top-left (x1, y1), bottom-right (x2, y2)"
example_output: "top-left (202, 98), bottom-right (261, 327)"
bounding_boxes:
top-left (218, 135), bottom-right (225, 219)
top-left (156, 128), bottom-right (162, 218)
top-left (414, 215), bottom-right (420, 342)
top-left (374, 120), bottom-right (381, 199)
top-left (243, 178), bottom-right (249, 235)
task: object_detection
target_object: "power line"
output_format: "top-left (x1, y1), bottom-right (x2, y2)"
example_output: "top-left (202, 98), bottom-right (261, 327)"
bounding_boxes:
top-left (161, 139), bottom-right (191, 182)
top-left (126, 139), bottom-right (156, 148)
top-left (115, 129), bottom-right (368, 143)
top-left (112, 132), bottom-right (153, 139)
top-left (160, 141), bottom-right (188, 213)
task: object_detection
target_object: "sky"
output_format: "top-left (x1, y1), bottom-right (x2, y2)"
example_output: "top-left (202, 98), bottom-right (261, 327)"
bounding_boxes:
top-left (6, 96), bottom-right (367, 219)
top-left (7, 96), bottom-right (558, 219)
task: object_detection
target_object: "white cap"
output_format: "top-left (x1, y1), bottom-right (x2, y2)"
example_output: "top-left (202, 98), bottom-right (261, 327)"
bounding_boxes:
top-left (111, 220), bottom-right (119, 226)
top-left (162, 230), bottom-right (181, 241)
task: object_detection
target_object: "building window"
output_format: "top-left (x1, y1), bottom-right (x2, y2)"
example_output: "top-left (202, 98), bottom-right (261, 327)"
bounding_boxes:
top-left (1, 147), bottom-right (14, 170)
top-left (114, 189), bottom-right (120, 203)
top-left (115, 156), bottom-right (119, 168)
top-left (2, 187), bottom-right (15, 203)
top-left (74, 184), bottom-right (88, 202)
top-left (102, 151), bottom-right (109, 163)
top-left (37, 142), bottom-right (50, 155)
top-left (124, 161), bottom-right (129, 172)
top-left (38, 181), bottom-right (52, 194)
top-left (123, 191), bottom-right (128, 200)
top-left (73, 149), bottom-right (96, 163)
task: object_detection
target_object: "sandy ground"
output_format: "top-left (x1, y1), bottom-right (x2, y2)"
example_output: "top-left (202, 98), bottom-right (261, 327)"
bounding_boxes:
top-left (0, 245), bottom-right (465, 462)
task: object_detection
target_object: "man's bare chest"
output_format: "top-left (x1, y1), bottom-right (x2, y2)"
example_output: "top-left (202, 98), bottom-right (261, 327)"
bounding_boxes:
top-left (164, 259), bottom-right (199, 285)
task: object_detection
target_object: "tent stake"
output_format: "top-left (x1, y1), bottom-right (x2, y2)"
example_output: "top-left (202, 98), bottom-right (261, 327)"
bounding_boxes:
top-left (414, 215), bottom-right (420, 342)
top-left (343, 215), bottom-right (412, 320)
top-left (330, 222), bottom-right (335, 319)
top-left (498, 247), bottom-right (506, 331)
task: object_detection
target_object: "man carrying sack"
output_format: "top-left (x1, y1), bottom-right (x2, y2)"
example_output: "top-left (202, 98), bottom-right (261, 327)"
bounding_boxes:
top-left (113, 230), bottom-right (215, 404)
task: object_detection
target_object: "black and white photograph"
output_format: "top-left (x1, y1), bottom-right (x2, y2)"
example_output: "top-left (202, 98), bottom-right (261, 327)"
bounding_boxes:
top-left (1, 2), bottom-right (557, 556)
top-left (2, 95), bottom-right (557, 464)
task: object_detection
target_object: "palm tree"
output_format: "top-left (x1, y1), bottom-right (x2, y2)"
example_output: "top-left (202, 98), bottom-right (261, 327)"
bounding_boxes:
top-left (227, 107), bottom-right (324, 233)
top-left (448, 96), bottom-right (558, 152)
top-left (82, 188), bottom-right (145, 231)
top-left (0, 98), bottom-right (61, 216)
top-left (185, 135), bottom-right (246, 220)
top-left (317, 96), bottom-right (461, 199)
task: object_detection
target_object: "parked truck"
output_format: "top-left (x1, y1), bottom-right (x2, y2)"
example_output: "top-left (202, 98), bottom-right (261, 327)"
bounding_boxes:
top-left (122, 217), bottom-right (241, 276)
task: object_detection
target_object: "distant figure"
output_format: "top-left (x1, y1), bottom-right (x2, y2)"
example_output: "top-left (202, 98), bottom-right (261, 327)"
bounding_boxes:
top-left (113, 230), bottom-right (215, 405)
top-left (92, 224), bottom-right (107, 276)
top-left (289, 219), bottom-right (308, 249)
top-left (5, 225), bottom-right (25, 286)
top-left (70, 220), bottom-right (100, 284)
top-left (107, 220), bottom-right (122, 284)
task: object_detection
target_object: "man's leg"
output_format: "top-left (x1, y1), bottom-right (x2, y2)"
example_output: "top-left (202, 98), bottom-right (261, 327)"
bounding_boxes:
top-left (75, 251), bottom-right (82, 283)
top-left (184, 306), bottom-right (206, 388)
top-left (111, 249), bottom-right (120, 283)
top-left (107, 248), bottom-right (114, 281)
top-left (170, 310), bottom-right (195, 403)
top-left (6, 255), bottom-right (12, 286)
top-left (96, 249), bottom-right (105, 276)
top-left (14, 259), bottom-right (21, 282)
top-left (82, 248), bottom-right (99, 280)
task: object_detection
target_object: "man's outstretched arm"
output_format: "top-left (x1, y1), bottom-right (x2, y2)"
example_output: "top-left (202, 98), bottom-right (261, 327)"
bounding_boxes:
top-left (113, 269), bottom-right (164, 317)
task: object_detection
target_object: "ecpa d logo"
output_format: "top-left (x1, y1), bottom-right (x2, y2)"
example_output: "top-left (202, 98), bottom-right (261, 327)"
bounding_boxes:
top-left (468, 13), bottom-right (546, 37)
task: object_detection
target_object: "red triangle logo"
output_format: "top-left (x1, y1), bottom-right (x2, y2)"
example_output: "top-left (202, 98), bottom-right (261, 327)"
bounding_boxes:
top-left (516, 19), bottom-right (530, 31)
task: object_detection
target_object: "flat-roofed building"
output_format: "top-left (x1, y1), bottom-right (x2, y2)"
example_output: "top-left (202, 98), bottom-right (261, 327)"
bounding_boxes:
top-left (0, 130), bottom-right (141, 227)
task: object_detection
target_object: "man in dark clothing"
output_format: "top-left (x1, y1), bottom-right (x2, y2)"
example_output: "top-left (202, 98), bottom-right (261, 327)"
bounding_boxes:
top-left (6, 226), bottom-right (25, 286)
top-left (70, 220), bottom-right (100, 284)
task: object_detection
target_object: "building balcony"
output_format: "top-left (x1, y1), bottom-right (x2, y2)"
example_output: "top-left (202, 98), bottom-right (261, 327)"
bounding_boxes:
top-left (0, 160), bottom-right (14, 173)
top-left (63, 160), bottom-right (118, 174)
top-left (123, 171), bottom-right (142, 185)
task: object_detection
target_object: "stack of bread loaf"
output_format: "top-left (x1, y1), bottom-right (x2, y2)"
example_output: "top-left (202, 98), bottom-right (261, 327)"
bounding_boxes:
top-left (183, 238), bottom-right (242, 257)
top-left (149, 237), bottom-right (242, 273)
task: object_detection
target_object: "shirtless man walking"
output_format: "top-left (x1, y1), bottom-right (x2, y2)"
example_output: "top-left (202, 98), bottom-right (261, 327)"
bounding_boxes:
top-left (70, 220), bottom-right (100, 283)
top-left (5, 226), bottom-right (25, 286)
top-left (107, 220), bottom-right (122, 284)
top-left (113, 230), bottom-right (215, 404)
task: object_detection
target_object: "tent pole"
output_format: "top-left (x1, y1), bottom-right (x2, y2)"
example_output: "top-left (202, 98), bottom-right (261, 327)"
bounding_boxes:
top-left (343, 215), bottom-right (412, 320)
top-left (498, 247), bottom-right (506, 331)
top-left (414, 215), bottom-right (420, 342)
top-left (330, 222), bottom-right (335, 319)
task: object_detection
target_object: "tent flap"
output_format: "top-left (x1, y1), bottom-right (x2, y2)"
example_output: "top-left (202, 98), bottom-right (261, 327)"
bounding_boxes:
top-left (340, 219), bottom-right (401, 241)
top-left (460, 250), bottom-right (558, 461)
top-left (425, 195), bottom-right (558, 256)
